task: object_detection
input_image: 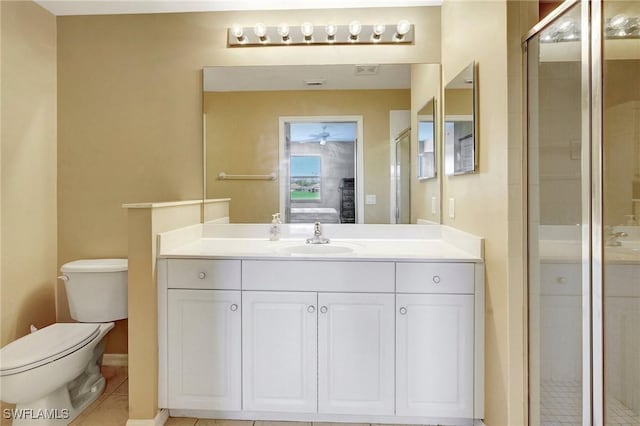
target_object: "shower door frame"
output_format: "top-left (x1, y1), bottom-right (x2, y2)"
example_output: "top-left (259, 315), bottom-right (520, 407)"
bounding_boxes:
top-left (523, 0), bottom-right (606, 425)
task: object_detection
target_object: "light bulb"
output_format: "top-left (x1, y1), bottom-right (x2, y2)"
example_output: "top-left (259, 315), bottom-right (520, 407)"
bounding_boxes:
top-left (301, 22), bottom-right (314, 41)
top-left (325, 23), bottom-right (338, 41)
top-left (396, 19), bottom-right (411, 35)
top-left (372, 23), bottom-right (386, 41)
top-left (277, 23), bottom-right (290, 42)
top-left (254, 23), bottom-right (267, 41)
top-left (394, 19), bottom-right (411, 41)
top-left (231, 24), bottom-right (245, 42)
top-left (557, 19), bottom-right (574, 33)
top-left (610, 14), bottom-right (629, 30)
top-left (349, 20), bottom-right (362, 41)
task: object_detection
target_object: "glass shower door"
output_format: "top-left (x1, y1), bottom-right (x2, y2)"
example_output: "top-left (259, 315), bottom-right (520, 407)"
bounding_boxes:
top-left (527, 3), bottom-right (586, 424)
top-left (603, 1), bottom-right (640, 424)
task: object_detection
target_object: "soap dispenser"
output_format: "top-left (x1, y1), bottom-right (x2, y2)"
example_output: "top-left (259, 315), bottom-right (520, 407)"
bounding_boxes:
top-left (270, 213), bottom-right (282, 241)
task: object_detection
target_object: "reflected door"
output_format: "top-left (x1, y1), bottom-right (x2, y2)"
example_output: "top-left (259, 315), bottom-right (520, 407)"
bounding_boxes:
top-left (395, 129), bottom-right (411, 224)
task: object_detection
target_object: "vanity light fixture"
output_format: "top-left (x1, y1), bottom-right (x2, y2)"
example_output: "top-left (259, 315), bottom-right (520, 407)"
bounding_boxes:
top-left (227, 20), bottom-right (413, 46)
top-left (541, 13), bottom-right (640, 43)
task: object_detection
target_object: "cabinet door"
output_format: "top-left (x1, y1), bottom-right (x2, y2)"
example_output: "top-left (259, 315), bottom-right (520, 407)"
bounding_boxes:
top-left (167, 289), bottom-right (241, 410)
top-left (318, 293), bottom-right (395, 415)
top-left (396, 293), bottom-right (474, 418)
top-left (242, 291), bottom-right (317, 413)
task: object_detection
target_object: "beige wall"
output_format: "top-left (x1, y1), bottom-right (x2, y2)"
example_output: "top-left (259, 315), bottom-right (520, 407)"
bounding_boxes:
top-left (441, 1), bottom-right (536, 425)
top-left (411, 63), bottom-right (441, 223)
top-left (444, 88), bottom-right (473, 116)
top-left (57, 6), bottom-right (440, 362)
top-left (57, 7), bottom-right (440, 420)
top-left (205, 89), bottom-right (410, 224)
top-left (1, 0), bottom-right (57, 346)
top-left (604, 60), bottom-right (640, 226)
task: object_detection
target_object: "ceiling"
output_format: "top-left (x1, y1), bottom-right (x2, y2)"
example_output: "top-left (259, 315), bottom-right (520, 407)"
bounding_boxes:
top-left (34, 0), bottom-right (441, 16)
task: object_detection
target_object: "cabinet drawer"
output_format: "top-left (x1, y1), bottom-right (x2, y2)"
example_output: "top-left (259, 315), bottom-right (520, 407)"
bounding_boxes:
top-left (396, 263), bottom-right (474, 294)
top-left (540, 263), bottom-right (581, 296)
top-left (167, 259), bottom-right (240, 289)
top-left (242, 260), bottom-right (395, 292)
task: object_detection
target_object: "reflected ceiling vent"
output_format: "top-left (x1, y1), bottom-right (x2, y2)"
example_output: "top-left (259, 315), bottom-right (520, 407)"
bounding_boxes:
top-left (354, 64), bottom-right (379, 76)
top-left (304, 79), bottom-right (326, 87)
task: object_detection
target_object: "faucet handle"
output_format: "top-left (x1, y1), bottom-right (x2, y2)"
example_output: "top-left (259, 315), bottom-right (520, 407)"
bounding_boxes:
top-left (314, 222), bottom-right (321, 235)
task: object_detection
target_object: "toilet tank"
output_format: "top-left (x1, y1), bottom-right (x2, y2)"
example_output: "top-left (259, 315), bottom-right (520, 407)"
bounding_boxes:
top-left (60, 259), bottom-right (128, 322)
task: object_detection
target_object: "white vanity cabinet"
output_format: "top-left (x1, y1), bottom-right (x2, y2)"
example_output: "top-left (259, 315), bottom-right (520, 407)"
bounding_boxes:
top-left (242, 291), bottom-right (318, 413)
top-left (539, 263), bottom-right (582, 383)
top-left (159, 257), bottom-right (484, 424)
top-left (162, 259), bottom-right (242, 410)
top-left (395, 262), bottom-right (476, 418)
top-left (317, 292), bottom-right (395, 415)
top-left (396, 293), bottom-right (474, 418)
top-left (167, 289), bottom-right (242, 410)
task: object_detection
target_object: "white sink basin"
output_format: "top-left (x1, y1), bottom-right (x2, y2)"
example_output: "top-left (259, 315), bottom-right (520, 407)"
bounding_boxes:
top-left (278, 243), bottom-right (358, 256)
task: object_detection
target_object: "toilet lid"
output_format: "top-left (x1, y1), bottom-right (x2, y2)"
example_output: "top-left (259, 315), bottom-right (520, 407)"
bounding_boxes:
top-left (61, 258), bottom-right (127, 273)
top-left (0, 323), bottom-right (100, 376)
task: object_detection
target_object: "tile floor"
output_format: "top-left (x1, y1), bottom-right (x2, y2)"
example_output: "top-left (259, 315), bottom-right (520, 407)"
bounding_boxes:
top-left (71, 368), bottom-right (425, 426)
top-left (540, 380), bottom-right (640, 426)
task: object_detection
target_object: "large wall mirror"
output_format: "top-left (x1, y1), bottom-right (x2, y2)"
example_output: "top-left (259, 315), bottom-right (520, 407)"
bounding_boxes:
top-left (203, 64), bottom-right (441, 224)
top-left (444, 61), bottom-right (478, 176)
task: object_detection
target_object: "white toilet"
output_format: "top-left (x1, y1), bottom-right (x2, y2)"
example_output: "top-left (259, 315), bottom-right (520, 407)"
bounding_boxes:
top-left (0, 259), bottom-right (127, 425)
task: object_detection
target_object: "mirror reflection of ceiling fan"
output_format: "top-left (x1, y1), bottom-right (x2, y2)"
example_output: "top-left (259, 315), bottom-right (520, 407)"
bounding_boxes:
top-left (300, 125), bottom-right (350, 145)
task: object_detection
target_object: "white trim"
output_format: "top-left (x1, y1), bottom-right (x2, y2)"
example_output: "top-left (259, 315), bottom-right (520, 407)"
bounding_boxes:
top-left (126, 409), bottom-right (169, 426)
top-left (279, 116), bottom-right (364, 224)
top-left (444, 114), bottom-right (473, 122)
top-left (35, 0), bottom-right (442, 16)
top-left (102, 353), bottom-right (128, 367)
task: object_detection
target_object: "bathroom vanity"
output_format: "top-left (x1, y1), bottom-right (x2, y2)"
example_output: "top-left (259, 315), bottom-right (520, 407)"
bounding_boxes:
top-left (535, 228), bottom-right (640, 413)
top-left (156, 223), bottom-right (485, 425)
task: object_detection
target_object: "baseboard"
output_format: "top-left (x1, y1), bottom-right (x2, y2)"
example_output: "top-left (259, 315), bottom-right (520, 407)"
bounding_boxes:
top-left (126, 409), bottom-right (169, 426)
top-left (103, 353), bottom-right (128, 367)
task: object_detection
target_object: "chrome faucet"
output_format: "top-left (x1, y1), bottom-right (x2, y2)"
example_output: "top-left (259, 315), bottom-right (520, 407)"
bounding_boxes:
top-left (306, 222), bottom-right (330, 244)
top-left (605, 226), bottom-right (628, 247)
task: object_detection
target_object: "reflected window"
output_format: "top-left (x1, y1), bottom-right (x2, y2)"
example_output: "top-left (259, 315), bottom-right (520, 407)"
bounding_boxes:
top-left (290, 155), bottom-right (321, 201)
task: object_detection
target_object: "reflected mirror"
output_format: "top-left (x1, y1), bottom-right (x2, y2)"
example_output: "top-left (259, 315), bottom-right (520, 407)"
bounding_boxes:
top-left (203, 64), bottom-right (440, 224)
top-left (444, 62), bottom-right (477, 175)
top-left (417, 97), bottom-right (436, 180)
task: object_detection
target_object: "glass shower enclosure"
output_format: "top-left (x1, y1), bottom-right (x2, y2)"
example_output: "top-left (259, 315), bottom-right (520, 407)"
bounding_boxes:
top-left (525, 0), bottom-right (640, 424)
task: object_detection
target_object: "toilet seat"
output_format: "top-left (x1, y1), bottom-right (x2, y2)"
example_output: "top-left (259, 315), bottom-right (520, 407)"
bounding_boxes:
top-left (0, 323), bottom-right (100, 376)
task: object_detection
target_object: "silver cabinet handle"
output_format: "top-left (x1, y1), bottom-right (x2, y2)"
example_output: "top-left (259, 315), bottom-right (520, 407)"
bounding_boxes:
top-left (320, 306), bottom-right (328, 314)
top-left (432, 275), bottom-right (441, 284)
top-left (230, 304), bottom-right (238, 311)
top-left (307, 305), bottom-right (316, 313)
top-left (198, 272), bottom-right (206, 279)
top-left (557, 277), bottom-right (567, 284)
top-left (399, 307), bottom-right (407, 315)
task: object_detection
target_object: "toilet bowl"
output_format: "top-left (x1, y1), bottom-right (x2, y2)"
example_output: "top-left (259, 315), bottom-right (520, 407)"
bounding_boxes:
top-left (0, 259), bottom-right (127, 425)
